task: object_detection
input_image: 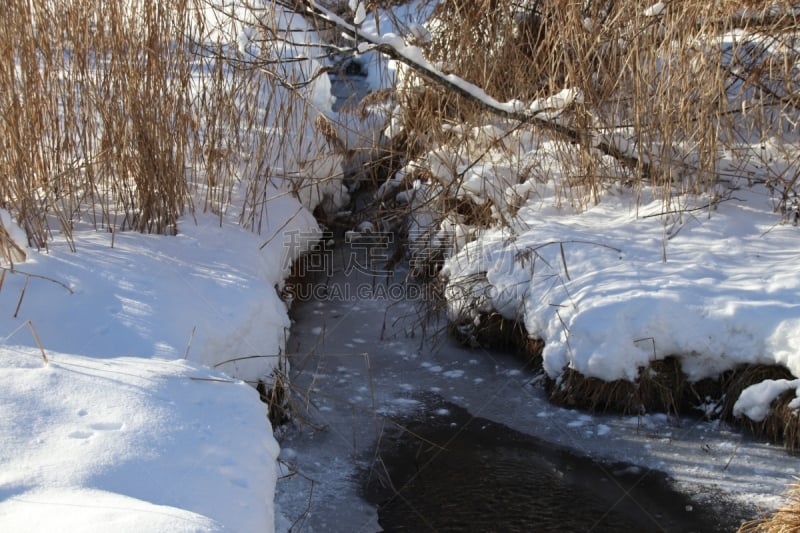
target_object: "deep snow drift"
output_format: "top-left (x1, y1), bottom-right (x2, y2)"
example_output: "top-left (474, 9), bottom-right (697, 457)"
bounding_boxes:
top-left (0, 203), bottom-right (317, 531)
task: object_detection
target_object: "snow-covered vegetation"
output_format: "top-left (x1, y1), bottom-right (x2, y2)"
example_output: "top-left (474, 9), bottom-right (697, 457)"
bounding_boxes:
top-left (0, 1), bottom-right (342, 530)
top-left (2, 0), bottom-right (800, 530)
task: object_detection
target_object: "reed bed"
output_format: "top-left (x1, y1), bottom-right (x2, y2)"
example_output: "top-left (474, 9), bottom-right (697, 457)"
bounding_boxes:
top-left (391, 0), bottom-right (800, 218)
top-left (0, 0), bottom-right (336, 260)
top-left (0, 0), bottom-right (195, 250)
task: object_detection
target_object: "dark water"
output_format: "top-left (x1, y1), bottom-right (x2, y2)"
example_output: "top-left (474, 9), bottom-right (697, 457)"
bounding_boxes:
top-left (362, 394), bottom-right (740, 533)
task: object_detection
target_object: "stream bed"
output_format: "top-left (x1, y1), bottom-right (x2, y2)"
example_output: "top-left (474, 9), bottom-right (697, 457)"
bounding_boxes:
top-left (274, 245), bottom-right (759, 532)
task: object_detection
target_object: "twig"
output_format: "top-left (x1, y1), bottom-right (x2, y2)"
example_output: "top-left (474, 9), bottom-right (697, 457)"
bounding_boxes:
top-left (26, 321), bottom-right (48, 365)
top-left (531, 240), bottom-right (622, 254)
top-left (259, 204), bottom-right (305, 250)
top-left (0, 266), bottom-right (74, 294)
top-left (559, 242), bottom-right (570, 281)
top-left (641, 196), bottom-right (743, 218)
top-left (289, 474), bottom-right (316, 533)
top-left (184, 326), bottom-right (196, 360)
top-left (212, 354), bottom-right (284, 367)
top-left (13, 277), bottom-right (29, 318)
top-left (554, 308), bottom-right (573, 358)
top-left (723, 439), bottom-right (742, 471)
top-left (634, 337), bottom-right (657, 360)
top-left (188, 376), bottom-right (236, 383)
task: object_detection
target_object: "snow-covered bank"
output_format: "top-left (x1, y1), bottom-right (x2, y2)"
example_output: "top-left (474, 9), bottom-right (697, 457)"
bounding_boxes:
top-left (442, 183), bottom-right (800, 385)
top-left (0, 207), bottom-right (318, 383)
top-left (0, 347), bottom-right (277, 532)
top-left (0, 0), bottom-right (353, 528)
top-left (331, 1), bottom-right (800, 413)
top-left (0, 199), bottom-right (320, 531)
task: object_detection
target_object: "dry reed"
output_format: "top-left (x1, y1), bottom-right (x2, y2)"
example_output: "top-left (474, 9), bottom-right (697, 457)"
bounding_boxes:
top-left (390, 0), bottom-right (800, 215)
top-left (739, 479), bottom-right (800, 532)
top-left (0, 0), bottom-right (195, 251)
top-left (0, 0), bottom-right (338, 262)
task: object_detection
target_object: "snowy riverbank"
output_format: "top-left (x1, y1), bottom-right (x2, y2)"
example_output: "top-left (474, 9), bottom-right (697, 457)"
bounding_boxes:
top-left (0, 203), bottom-right (321, 530)
top-left (2, 1), bottom-right (800, 531)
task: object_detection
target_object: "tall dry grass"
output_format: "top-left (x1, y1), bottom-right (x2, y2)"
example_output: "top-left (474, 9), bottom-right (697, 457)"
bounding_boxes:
top-left (0, 0), bottom-right (195, 251)
top-left (0, 0), bottom-right (337, 261)
top-left (392, 0), bottom-right (800, 216)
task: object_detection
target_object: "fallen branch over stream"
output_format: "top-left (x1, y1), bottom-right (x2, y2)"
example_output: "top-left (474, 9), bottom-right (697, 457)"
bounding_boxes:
top-left (277, 0), bottom-right (654, 177)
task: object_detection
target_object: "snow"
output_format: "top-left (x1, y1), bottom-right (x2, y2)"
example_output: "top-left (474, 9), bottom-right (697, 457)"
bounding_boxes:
top-left (0, 348), bottom-right (277, 532)
top-left (4, 0), bottom-right (800, 530)
top-left (0, 196), bottom-right (317, 531)
top-left (528, 88), bottom-right (584, 119)
top-left (351, 1), bottom-right (367, 26)
top-left (644, 2), bottom-right (666, 17)
top-left (734, 379), bottom-right (800, 422)
top-left (442, 185), bottom-right (800, 384)
top-left (0, 206), bottom-right (317, 383)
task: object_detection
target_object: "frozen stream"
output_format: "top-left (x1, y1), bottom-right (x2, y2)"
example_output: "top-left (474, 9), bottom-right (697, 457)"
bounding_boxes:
top-left (273, 244), bottom-right (796, 532)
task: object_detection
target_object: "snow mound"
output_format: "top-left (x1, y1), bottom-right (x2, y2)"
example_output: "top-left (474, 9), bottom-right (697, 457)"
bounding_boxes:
top-left (0, 347), bottom-right (278, 532)
top-left (734, 378), bottom-right (800, 422)
top-left (0, 207), bottom-right (318, 383)
top-left (443, 187), bottom-right (800, 386)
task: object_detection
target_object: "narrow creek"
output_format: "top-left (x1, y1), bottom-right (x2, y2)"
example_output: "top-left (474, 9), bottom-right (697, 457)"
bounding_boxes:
top-left (271, 59), bottom-right (761, 532)
top-left (274, 241), bottom-right (749, 532)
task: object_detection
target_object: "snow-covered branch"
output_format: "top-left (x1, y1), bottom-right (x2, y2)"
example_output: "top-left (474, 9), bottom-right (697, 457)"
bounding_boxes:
top-left (300, 1), bottom-right (578, 120)
top-left (279, 0), bottom-right (652, 175)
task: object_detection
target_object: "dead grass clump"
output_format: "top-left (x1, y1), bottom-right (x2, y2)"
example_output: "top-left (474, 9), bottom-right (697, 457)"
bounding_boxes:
top-left (738, 479), bottom-right (800, 533)
top-left (546, 359), bottom-right (800, 450)
top-left (547, 356), bottom-right (725, 419)
top-left (258, 371), bottom-right (291, 427)
top-left (720, 364), bottom-right (800, 450)
top-left (547, 369), bottom-right (643, 414)
top-left (759, 395), bottom-right (800, 452)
